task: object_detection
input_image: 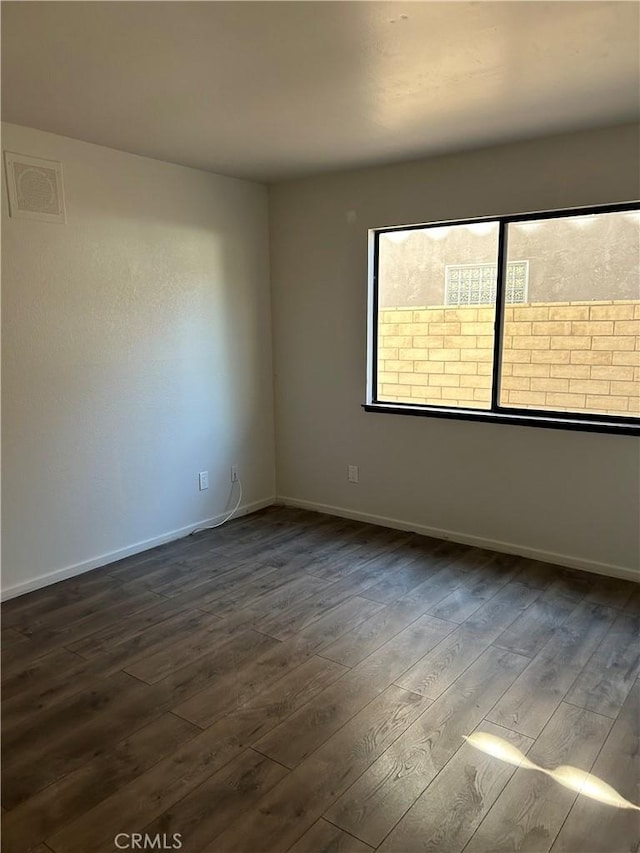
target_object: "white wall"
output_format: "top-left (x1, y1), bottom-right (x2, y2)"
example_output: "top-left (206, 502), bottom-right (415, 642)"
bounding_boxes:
top-left (270, 123), bottom-right (640, 579)
top-left (2, 123), bottom-right (275, 598)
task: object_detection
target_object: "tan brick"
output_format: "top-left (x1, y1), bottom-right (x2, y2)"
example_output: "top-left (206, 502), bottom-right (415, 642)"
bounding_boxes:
top-left (445, 308), bottom-right (477, 322)
top-left (427, 322), bottom-right (462, 335)
top-left (501, 376), bottom-right (530, 391)
top-left (384, 360), bottom-right (414, 372)
top-left (531, 378), bottom-right (570, 392)
top-left (445, 362), bottom-right (477, 374)
top-left (635, 304), bottom-right (640, 320)
top-left (502, 349), bottom-right (531, 363)
top-left (611, 380), bottom-right (640, 397)
top-left (460, 374), bottom-right (492, 389)
top-left (378, 371), bottom-right (399, 384)
top-left (571, 321), bottom-right (614, 336)
top-left (398, 374), bottom-right (428, 386)
top-left (532, 350), bottom-right (571, 364)
top-left (548, 306), bottom-right (589, 320)
top-left (444, 335), bottom-right (476, 349)
top-left (398, 323), bottom-right (430, 335)
top-left (476, 308), bottom-right (495, 321)
top-left (441, 386), bottom-right (464, 399)
top-left (512, 363), bottom-right (550, 378)
top-left (412, 336), bottom-right (445, 348)
top-left (532, 321), bottom-right (572, 336)
top-left (508, 390), bottom-right (547, 405)
top-left (400, 348), bottom-right (448, 360)
top-left (413, 309), bottom-right (444, 323)
top-left (513, 307), bottom-right (549, 321)
top-left (476, 336), bottom-right (494, 349)
top-left (411, 385), bottom-right (439, 397)
top-left (473, 388), bottom-right (491, 401)
top-left (571, 351), bottom-right (613, 365)
top-left (503, 308), bottom-right (514, 322)
top-left (502, 363), bottom-right (513, 376)
top-left (381, 335), bottom-right (413, 348)
top-left (628, 397), bottom-right (640, 413)
top-left (379, 324), bottom-right (399, 336)
top-left (460, 322), bottom-right (494, 336)
top-left (504, 322), bottom-right (531, 336)
top-left (413, 361), bottom-right (445, 373)
top-left (590, 304), bottom-right (636, 320)
top-left (381, 311), bottom-right (410, 323)
top-left (429, 373), bottom-right (461, 386)
top-left (568, 379), bottom-right (611, 395)
top-left (615, 320), bottom-right (640, 336)
top-left (427, 348), bottom-right (462, 362)
top-left (549, 364), bottom-right (591, 379)
top-left (381, 384), bottom-right (407, 396)
top-left (612, 351), bottom-right (640, 366)
top-left (592, 336), bottom-right (636, 351)
top-left (590, 365), bottom-right (635, 381)
top-left (586, 395), bottom-right (629, 412)
top-left (545, 392), bottom-right (587, 409)
top-left (511, 335), bottom-right (551, 350)
top-left (378, 347), bottom-right (398, 360)
top-left (550, 336), bottom-right (591, 350)
top-left (477, 363), bottom-right (493, 375)
top-left (460, 348), bottom-right (493, 362)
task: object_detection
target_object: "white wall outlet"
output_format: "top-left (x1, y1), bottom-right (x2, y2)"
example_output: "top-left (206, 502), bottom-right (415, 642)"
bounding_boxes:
top-left (348, 464), bottom-right (359, 484)
top-left (230, 465), bottom-right (238, 483)
top-left (198, 471), bottom-right (209, 491)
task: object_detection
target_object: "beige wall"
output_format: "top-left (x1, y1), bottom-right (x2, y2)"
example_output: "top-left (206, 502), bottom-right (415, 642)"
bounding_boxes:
top-left (270, 123), bottom-right (640, 579)
top-left (379, 300), bottom-right (640, 414)
top-left (2, 123), bottom-right (275, 597)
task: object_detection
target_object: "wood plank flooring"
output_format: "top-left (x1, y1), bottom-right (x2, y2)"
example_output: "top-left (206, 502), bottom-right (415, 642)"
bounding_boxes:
top-left (2, 506), bottom-right (639, 853)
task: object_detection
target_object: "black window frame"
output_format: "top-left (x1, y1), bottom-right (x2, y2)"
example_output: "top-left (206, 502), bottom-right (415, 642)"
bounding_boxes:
top-left (364, 201), bottom-right (640, 436)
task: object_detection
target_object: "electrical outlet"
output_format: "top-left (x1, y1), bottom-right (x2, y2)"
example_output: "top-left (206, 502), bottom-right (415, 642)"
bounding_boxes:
top-left (348, 465), bottom-right (359, 484)
top-left (198, 471), bottom-right (209, 491)
top-left (230, 466), bottom-right (238, 483)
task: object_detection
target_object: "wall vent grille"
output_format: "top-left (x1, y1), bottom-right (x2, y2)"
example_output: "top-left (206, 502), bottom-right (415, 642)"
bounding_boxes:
top-left (4, 151), bottom-right (66, 223)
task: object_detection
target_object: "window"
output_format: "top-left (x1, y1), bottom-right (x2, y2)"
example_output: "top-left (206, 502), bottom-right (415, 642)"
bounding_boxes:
top-left (367, 202), bottom-right (640, 434)
top-left (445, 261), bottom-right (528, 306)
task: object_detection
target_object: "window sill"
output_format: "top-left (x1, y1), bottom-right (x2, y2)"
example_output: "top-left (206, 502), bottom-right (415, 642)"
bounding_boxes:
top-left (362, 402), bottom-right (640, 436)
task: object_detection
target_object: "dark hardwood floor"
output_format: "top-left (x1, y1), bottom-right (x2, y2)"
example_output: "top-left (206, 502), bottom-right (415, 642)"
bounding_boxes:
top-left (2, 506), bottom-right (639, 853)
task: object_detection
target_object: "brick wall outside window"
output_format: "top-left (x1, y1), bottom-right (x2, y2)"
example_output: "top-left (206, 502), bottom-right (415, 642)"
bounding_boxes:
top-left (377, 300), bottom-right (640, 415)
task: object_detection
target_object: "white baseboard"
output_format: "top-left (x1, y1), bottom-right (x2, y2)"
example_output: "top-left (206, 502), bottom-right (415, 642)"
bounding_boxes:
top-left (277, 495), bottom-right (640, 584)
top-left (1, 496), bottom-right (276, 601)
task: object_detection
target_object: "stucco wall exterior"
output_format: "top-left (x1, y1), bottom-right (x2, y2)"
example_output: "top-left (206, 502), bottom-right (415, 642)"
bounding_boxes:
top-left (379, 211), bottom-right (639, 307)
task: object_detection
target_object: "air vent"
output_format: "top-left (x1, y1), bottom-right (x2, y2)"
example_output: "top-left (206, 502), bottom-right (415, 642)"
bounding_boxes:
top-left (4, 151), bottom-right (66, 223)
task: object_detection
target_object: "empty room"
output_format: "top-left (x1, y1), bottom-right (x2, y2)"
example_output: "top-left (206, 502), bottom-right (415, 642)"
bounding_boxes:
top-left (1, 2), bottom-right (639, 852)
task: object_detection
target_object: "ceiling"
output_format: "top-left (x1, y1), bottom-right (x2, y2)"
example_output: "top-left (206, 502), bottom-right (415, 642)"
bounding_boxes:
top-left (2, 1), bottom-right (639, 183)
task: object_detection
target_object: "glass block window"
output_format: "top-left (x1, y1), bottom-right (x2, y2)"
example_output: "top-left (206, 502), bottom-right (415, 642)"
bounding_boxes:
top-left (445, 261), bottom-right (529, 305)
